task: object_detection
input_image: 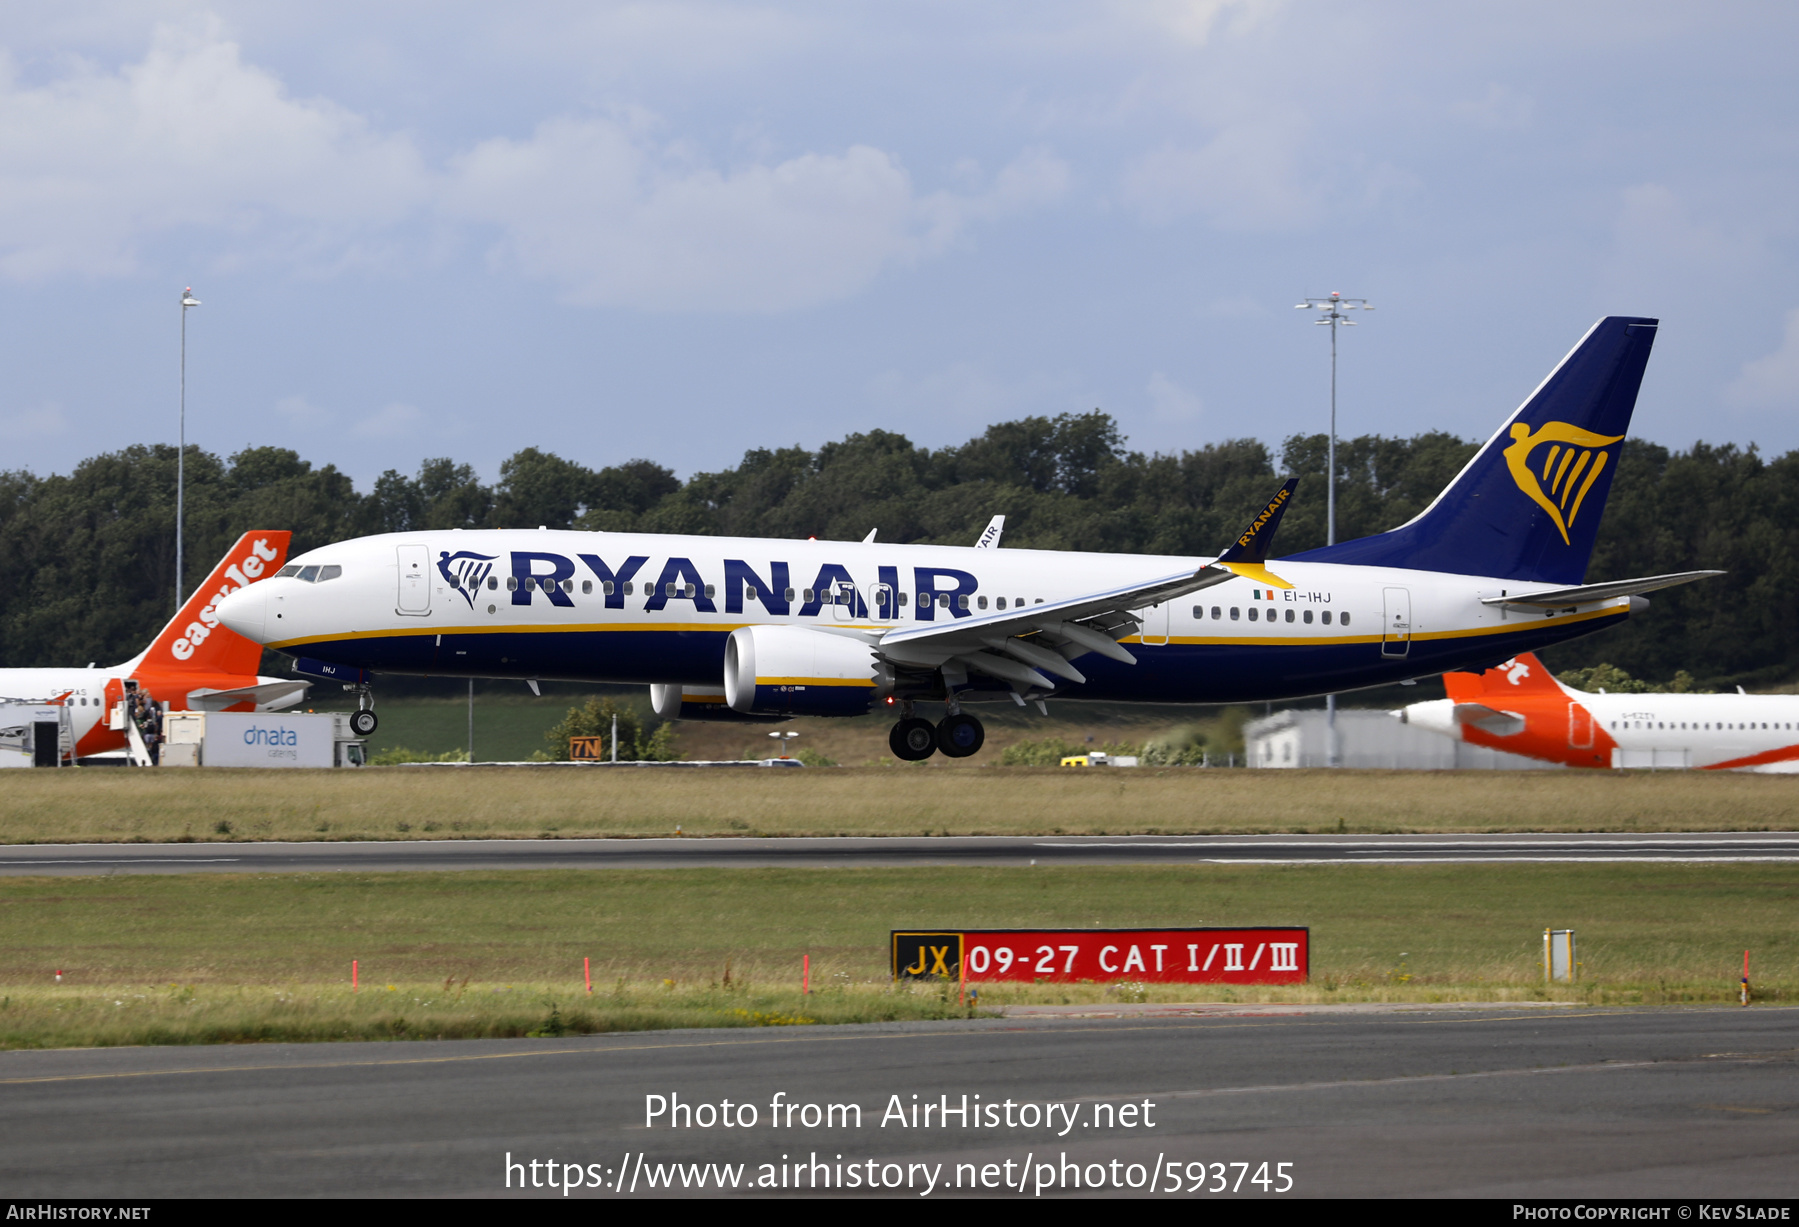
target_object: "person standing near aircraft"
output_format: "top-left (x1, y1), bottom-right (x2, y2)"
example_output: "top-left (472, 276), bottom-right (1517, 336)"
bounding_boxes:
top-left (0, 531), bottom-right (307, 762)
top-left (216, 317), bottom-right (1720, 760)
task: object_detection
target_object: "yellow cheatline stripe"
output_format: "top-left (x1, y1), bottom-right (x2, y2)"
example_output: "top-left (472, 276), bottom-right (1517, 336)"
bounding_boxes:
top-left (760, 677), bottom-right (875, 689)
top-left (1123, 603), bottom-right (1624, 648)
top-left (268, 619), bottom-right (903, 651)
top-left (272, 603), bottom-right (1623, 653)
top-left (1216, 562), bottom-right (1295, 590)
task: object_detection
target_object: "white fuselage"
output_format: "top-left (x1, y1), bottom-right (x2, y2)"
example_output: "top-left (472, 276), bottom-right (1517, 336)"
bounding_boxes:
top-left (217, 529), bottom-right (1636, 706)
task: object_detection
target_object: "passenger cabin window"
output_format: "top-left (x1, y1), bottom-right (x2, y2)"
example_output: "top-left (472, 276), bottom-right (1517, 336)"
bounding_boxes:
top-left (1321, 610), bottom-right (1332, 625)
top-left (581, 580), bottom-right (592, 594)
top-left (1230, 607), bottom-right (1240, 621)
top-left (1340, 612), bottom-right (1351, 626)
top-left (803, 589), bottom-right (815, 602)
top-left (1285, 609), bottom-right (1295, 623)
top-left (978, 596), bottom-right (988, 610)
top-left (785, 588), bottom-right (796, 601)
top-left (1248, 607), bottom-right (1258, 622)
top-left (1211, 606), bottom-right (1221, 620)
top-left (623, 581), bottom-right (634, 595)
top-left (958, 595), bottom-right (970, 610)
top-left (1303, 610), bottom-right (1313, 624)
top-left (997, 597), bottom-right (1007, 610)
top-left (506, 577), bottom-right (518, 590)
top-left (705, 584), bottom-right (716, 599)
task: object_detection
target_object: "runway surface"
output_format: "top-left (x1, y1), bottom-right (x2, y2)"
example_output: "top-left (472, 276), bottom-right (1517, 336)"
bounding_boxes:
top-left (1, 1005), bottom-right (1793, 1198)
top-left (0, 831), bottom-right (1796, 875)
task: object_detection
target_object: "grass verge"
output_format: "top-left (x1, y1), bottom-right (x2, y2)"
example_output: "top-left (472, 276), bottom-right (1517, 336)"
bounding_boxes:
top-left (5, 767), bottom-right (1798, 841)
top-left (0, 863), bottom-right (1790, 1048)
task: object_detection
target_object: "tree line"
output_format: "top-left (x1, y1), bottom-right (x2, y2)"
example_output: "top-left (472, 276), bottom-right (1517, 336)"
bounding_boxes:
top-left (2, 412), bottom-right (1791, 689)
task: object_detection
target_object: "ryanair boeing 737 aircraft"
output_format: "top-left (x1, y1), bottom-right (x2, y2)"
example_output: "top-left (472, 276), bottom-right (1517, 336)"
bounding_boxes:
top-left (216, 316), bottom-right (1718, 760)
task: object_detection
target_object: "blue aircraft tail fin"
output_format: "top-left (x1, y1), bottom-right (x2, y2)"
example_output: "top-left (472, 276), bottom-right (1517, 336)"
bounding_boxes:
top-left (1284, 316), bottom-right (1658, 585)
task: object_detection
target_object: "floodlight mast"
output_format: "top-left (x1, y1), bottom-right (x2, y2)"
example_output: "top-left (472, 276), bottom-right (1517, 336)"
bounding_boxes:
top-left (1294, 291), bottom-right (1373, 767)
top-left (177, 287), bottom-right (201, 610)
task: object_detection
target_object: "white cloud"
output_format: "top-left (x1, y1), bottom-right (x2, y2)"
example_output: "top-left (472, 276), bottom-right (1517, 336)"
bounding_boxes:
top-left (1146, 371), bottom-right (1203, 422)
top-left (274, 393), bottom-right (331, 424)
top-left (1121, 122), bottom-right (1313, 230)
top-left (13, 401), bottom-right (68, 437)
top-left (446, 121), bottom-right (1067, 312)
top-left (1727, 309), bottom-right (1799, 408)
top-left (0, 20), bottom-right (429, 279)
top-left (0, 21), bottom-right (1068, 312)
top-left (351, 401), bottom-right (427, 439)
top-left (864, 361), bottom-right (1074, 428)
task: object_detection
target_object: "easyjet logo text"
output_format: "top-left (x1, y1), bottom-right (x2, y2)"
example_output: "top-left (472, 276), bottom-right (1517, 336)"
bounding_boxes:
top-left (170, 538), bottom-right (281, 662)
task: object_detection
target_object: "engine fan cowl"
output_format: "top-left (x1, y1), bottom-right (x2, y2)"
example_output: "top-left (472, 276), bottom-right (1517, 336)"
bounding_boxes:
top-left (650, 683), bottom-right (783, 723)
top-left (724, 625), bottom-right (893, 717)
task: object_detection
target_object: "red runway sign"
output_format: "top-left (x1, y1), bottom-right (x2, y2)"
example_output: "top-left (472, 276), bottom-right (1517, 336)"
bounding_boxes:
top-left (892, 928), bottom-right (1308, 985)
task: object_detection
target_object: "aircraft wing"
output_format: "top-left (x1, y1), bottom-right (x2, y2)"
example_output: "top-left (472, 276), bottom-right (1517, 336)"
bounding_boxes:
top-left (1478, 570), bottom-right (1723, 608)
top-left (875, 564), bottom-right (1237, 688)
top-left (877, 479), bottom-right (1299, 692)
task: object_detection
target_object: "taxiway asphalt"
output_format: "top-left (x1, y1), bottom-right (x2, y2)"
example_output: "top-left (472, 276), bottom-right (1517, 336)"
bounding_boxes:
top-left (0, 831), bottom-right (1796, 875)
top-left (1, 1005), bottom-right (1793, 1197)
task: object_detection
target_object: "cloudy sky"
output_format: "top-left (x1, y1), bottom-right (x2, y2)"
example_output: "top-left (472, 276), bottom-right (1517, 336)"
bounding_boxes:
top-left (4, 2), bottom-right (1797, 488)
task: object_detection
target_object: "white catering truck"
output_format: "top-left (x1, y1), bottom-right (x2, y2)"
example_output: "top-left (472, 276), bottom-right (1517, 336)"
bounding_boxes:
top-left (0, 702), bottom-right (75, 767)
top-left (161, 711), bottom-right (368, 768)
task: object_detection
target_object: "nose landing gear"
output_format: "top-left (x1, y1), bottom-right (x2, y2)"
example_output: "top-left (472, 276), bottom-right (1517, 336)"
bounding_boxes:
top-left (347, 683), bottom-right (378, 737)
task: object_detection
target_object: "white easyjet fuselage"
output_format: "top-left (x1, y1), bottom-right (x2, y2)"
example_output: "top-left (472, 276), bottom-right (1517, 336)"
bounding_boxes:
top-left (1404, 674), bottom-right (1799, 772)
top-left (0, 532), bottom-right (306, 760)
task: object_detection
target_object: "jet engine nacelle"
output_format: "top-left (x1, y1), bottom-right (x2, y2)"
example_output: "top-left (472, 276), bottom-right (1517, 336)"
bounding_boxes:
top-left (649, 683), bottom-right (784, 723)
top-left (724, 625), bottom-right (892, 717)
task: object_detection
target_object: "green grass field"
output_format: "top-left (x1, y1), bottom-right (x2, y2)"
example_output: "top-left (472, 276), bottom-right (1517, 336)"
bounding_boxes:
top-left (0, 863), bottom-right (1789, 1048)
top-left (3, 765), bottom-right (1796, 842)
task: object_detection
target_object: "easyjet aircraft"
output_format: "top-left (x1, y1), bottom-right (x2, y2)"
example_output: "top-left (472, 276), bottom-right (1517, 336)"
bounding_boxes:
top-left (1399, 652), bottom-right (1799, 772)
top-left (217, 316), bottom-right (1719, 760)
top-left (0, 532), bottom-right (306, 761)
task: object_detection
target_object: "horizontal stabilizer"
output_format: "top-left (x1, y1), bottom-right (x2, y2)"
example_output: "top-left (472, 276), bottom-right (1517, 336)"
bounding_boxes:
top-left (1479, 570), bottom-right (1723, 608)
top-left (187, 680), bottom-right (312, 712)
top-left (1450, 703), bottom-right (1525, 736)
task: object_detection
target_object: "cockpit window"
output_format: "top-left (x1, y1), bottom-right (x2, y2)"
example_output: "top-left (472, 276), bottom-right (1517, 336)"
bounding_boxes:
top-left (296, 565), bottom-right (320, 583)
top-left (276, 565), bottom-right (301, 577)
top-left (318, 565), bottom-right (342, 582)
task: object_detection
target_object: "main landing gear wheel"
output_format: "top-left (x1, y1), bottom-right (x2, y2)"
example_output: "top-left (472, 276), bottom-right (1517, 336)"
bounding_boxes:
top-left (936, 712), bottom-right (985, 758)
top-left (889, 717), bottom-right (937, 761)
top-left (349, 709), bottom-right (379, 737)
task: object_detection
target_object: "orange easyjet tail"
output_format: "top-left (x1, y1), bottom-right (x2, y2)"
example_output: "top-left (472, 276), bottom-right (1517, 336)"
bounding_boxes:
top-left (127, 532), bottom-right (293, 676)
top-left (1441, 652), bottom-right (1569, 703)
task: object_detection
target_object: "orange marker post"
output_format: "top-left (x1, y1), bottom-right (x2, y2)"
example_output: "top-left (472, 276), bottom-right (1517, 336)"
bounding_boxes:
top-left (1742, 950), bottom-right (1750, 1007)
top-left (352, 959), bottom-right (359, 993)
top-left (803, 954), bottom-right (810, 996)
top-left (584, 957), bottom-right (592, 995)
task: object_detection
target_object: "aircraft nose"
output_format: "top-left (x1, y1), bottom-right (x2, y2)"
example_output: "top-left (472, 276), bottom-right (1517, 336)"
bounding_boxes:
top-left (215, 583), bottom-right (269, 643)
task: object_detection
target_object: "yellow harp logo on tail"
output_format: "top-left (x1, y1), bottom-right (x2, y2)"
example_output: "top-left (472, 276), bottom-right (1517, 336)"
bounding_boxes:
top-left (1503, 422), bottom-right (1623, 545)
